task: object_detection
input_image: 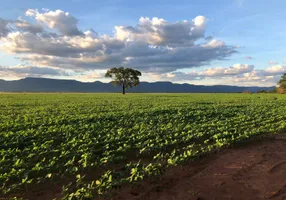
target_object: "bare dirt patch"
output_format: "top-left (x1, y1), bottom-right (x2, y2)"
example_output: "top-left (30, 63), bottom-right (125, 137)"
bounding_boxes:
top-left (111, 135), bottom-right (286, 200)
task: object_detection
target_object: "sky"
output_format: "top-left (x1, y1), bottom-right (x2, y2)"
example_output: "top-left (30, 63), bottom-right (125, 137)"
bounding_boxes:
top-left (0, 0), bottom-right (286, 86)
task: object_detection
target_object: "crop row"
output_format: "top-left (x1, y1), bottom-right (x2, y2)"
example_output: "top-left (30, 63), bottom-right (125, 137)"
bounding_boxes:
top-left (1, 94), bottom-right (286, 199)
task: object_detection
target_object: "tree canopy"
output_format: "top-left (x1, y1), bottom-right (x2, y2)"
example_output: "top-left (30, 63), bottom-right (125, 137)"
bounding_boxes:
top-left (105, 67), bottom-right (142, 94)
top-left (278, 73), bottom-right (286, 88)
top-left (277, 73), bottom-right (286, 93)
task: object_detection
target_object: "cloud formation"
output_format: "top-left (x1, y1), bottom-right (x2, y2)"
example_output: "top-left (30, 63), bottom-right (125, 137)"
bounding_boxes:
top-left (0, 9), bottom-right (237, 76)
top-left (164, 64), bottom-right (254, 80)
top-left (25, 9), bottom-right (82, 36)
top-left (0, 65), bottom-right (68, 78)
top-left (14, 18), bottom-right (43, 34)
top-left (160, 64), bottom-right (286, 86)
top-left (231, 65), bottom-right (286, 84)
top-left (115, 16), bottom-right (207, 46)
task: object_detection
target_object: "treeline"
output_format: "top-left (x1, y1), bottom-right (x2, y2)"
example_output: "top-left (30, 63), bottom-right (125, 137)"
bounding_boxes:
top-left (255, 73), bottom-right (286, 94)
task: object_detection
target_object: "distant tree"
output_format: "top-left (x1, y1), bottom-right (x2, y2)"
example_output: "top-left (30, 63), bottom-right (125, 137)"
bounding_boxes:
top-left (277, 73), bottom-right (286, 93)
top-left (105, 67), bottom-right (142, 94)
top-left (278, 73), bottom-right (286, 88)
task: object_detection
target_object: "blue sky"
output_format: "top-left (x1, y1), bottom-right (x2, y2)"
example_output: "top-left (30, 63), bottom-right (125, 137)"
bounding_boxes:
top-left (0, 0), bottom-right (285, 86)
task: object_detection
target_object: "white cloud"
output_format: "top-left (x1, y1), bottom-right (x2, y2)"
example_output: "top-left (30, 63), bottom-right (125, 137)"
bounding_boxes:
top-left (159, 64), bottom-right (285, 86)
top-left (202, 39), bottom-right (225, 48)
top-left (115, 16), bottom-right (207, 47)
top-left (26, 9), bottom-right (82, 36)
top-left (0, 9), bottom-right (237, 75)
top-left (235, 65), bottom-right (286, 83)
top-left (264, 65), bottom-right (286, 75)
top-left (200, 64), bottom-right (254, 76)
top-left (0, 64), bottom-right (69, 78)
top-left (14, 17), bottom-right (43, 34)
top-left (0, 31), bottom-right (104, 57)
top-left (164, 64), bottom-right (254, 81)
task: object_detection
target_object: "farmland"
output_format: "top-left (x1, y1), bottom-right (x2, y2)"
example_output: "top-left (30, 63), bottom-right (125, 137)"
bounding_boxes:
top-left (1, 93), bottom-right (286, 199)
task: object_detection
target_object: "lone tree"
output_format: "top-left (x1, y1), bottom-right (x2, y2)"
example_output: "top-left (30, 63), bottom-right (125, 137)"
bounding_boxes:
top-left (277, 73), bottom-right (286, 93)
top-left (105, 67), bottom-right (142, 94)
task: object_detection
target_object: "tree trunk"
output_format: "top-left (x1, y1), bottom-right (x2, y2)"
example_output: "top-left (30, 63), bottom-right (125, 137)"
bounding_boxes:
top-left (122, 85), bottom-right (126, 95)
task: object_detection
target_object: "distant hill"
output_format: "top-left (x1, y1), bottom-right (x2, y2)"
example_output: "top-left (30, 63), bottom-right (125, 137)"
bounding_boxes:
top-left (0, 77), bottom-right (275, 93)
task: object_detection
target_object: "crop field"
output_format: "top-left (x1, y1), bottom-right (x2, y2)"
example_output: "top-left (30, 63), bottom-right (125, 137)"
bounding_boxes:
top-left (1, 93), bottom-right (286, 199)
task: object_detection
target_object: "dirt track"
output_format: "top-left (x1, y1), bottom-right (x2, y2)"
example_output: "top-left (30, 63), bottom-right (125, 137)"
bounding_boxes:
top-left (112, 135), bottom-right (286, 200)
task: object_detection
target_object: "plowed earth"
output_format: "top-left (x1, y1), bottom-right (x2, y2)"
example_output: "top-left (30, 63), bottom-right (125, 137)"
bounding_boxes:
top-left (111, 135), bottom-right (286, 200)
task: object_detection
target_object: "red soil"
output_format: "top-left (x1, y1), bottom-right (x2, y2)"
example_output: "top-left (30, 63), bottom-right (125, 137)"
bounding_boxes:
top-left (111, 135), bottom-right (286, 200)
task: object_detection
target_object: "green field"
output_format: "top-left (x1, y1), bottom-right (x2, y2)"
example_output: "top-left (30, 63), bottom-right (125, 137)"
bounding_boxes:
top-left (1, 93), bottom-right (286, 199)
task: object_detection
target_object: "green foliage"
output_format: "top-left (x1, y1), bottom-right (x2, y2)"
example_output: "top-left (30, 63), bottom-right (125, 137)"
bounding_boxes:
top-left (1, 93), bottom-right (286, 199)
top-left (278, 73), bottom-right (286, 91)
top-left (105, 67), bottom-right (142, 94)
top-left (62, 174), bottom-right (96, 200)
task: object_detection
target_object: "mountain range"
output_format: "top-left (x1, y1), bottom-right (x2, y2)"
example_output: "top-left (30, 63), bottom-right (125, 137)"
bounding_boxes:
top-left (0, 78), bottom-right (275, 93)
